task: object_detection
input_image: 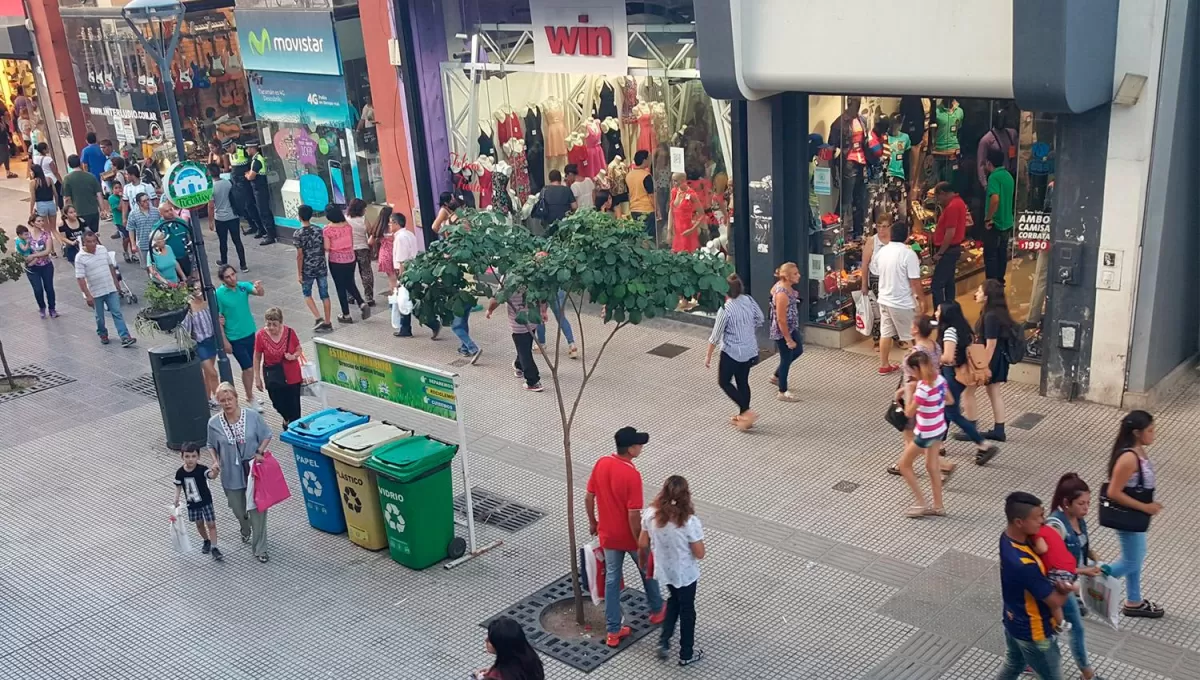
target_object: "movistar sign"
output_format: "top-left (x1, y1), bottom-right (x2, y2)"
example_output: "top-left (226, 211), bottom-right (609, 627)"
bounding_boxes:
top-left (234, 8), bottom-right (342, 76)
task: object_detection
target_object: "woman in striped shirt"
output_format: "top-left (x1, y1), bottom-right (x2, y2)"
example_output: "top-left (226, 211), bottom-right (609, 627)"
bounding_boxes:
top-left (899, 351), bottom-right (951, 517)
top-left (705, 274), bottom-right (763, 431)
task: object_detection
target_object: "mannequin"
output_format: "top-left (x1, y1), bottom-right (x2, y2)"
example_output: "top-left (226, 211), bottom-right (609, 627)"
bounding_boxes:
top-left (491, 161), bottom-right (516, 218)
top-left (495, 105), bottom-right (522, 148)
top-left (601, 117), bottom-right (624, 163)
top-left (635, 102), bottom-right (656, 152)
top-left (830, 96), bottom-right (868, 239)
top-left (543, 96), bottom-right (568, 174)
top-left (583, 119), bottom-right (606, 179)
top-left (606, 155), bottom-right (629, 217)
top-left (651, 102), bottom-right (669, 147)
top-left (476, 155), bottom-right (495, 209)
top-left (478, 122), bottom-right (496, 161)
top-left (505, 138), bottom-right (531, 205)
top-left (524, 104), bottom-right (545, 193)
top-left (566, 131), bottom-right (588, 175)
top-left (594, 79), bottom-right (618, 120)
top-left (619, 76), bottom-right (640, 155)
top-left (450, 161), bottom-right (477, 208)
top-left (931, 98), bottom-right (963, 185)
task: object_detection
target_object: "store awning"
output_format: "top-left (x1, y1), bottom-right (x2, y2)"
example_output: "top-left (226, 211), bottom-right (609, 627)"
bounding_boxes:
top-left (694, 0), bottom-right (1118, 114)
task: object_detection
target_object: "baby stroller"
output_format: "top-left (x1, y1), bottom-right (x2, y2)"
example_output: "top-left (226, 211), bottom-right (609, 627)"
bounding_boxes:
top-left (109, 250), bottom-right (138, 305)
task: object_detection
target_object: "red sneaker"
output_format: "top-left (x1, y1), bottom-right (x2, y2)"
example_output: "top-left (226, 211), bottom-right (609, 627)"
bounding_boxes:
top-left (878, 364), bottom-right (899, 375)
top-left (648, 604), bottom-right (667, 625)
top-left (605, 626), bottom-right (632, 648)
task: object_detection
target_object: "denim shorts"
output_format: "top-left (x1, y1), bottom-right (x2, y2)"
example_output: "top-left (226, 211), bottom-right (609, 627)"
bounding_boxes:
top-left (301, 276), bottom-right (329, 300)
top-left (34, 200), bottom-right (56, 218)
top-left (194, 336), bottom-right (217, 361)
top-left (914, 431), bottom-right (947, 449)
top-left (228, 334), bottom-right (255, 371)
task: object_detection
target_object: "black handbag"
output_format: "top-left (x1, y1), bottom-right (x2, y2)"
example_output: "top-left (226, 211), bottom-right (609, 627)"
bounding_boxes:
top-left (263, 328), bottom-right (293, 390)
top-left (884, 374), bottom-right (908, 431)
top-left (1098, 450), bottom-right (1153, 533)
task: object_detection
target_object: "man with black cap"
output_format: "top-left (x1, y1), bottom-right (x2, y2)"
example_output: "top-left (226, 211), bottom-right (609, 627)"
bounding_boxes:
top-left (586, 426), bottom-right (665, 648)
top-left (244, 141), bottom-right (277, 245)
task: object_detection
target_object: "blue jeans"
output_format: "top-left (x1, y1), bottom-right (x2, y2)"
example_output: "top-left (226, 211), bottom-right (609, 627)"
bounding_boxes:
top-left (773, 337), bottom-right (802, 392)
top-left (398, 313), bottom-right (440, 337)
top-left (603, 548), bottom-right (663, 634)
top-left (93, 291), bottom-right (130, 339)
top-left (1062, 590), bottom-right (1090, 671)
top-left (26, 263), bottom-right (56, 311)
top-left (301, 276), bottom-right (329, 300)
top-left (536, 290), bottom-right (575, 345)
top-left (451, 310), bottom-right (478, 354)
top-left (941, 366), bottom-right (985, 445)
top-left (996, 631), bottom-right (1063, 680)
top-left (1107, 530), bottom-right (1147, 603)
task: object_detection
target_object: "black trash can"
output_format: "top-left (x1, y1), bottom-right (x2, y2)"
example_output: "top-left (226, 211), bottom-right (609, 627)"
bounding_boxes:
top-left (149, 345), bottom-right (209, 450)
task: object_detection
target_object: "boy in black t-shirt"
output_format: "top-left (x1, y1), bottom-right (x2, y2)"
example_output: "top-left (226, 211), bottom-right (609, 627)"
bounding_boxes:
top-left (173, 442), bottom-right (223, 561)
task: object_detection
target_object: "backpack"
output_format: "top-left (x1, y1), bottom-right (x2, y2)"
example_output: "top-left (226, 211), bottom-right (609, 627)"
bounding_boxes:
top-left (954, 344), bottom-right (992, 387)
top-left (1003, 325), bottom-right (1027, 363)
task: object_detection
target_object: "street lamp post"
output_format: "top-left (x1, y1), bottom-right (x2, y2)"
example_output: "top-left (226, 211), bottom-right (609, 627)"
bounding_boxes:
top-left (123, 0), bottom-right (232, 384)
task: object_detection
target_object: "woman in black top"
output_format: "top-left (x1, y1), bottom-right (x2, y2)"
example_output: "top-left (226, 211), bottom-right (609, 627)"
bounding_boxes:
top-left (938, 301), bottom-right (999, 464)
top-left (971, 279), bottom-right (1013, 442)
top-left (471, 616), bottom-right (544, 680)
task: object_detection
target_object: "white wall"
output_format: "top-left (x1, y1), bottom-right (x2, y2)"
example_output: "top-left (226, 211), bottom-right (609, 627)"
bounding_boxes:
top-left (1085, 0), bottom-right (1169, 405)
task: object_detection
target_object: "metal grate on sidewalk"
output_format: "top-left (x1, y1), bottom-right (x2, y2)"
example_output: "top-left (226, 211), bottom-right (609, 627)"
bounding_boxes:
top-left (454, 487), bottom-right (544, 533)
top-left (115, 373), bottom-right (158, 400)
top-left (0, 365), bottom-right (76, 404)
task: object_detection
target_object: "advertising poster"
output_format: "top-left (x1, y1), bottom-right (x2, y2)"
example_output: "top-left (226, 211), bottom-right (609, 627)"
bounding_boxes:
top-left (315, 342), bottom-right (457, 421)
top-left (248, 71), bottom-right (353, 128)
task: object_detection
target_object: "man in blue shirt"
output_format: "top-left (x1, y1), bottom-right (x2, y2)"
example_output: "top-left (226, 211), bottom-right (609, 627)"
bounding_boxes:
top-left (998, 492), bottom-right (1071, 680)
top-left (79, 132), bottom-right (107, 184)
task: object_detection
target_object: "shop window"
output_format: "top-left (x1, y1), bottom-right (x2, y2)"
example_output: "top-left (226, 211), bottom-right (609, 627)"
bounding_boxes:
top-left (806, 95), bottom-right (1054, 361)
top-left (255, 121), bottom-right (354, 226)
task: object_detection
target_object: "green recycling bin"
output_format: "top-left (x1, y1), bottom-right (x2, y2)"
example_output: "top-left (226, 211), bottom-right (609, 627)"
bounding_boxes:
top-left (364, 435), bottom-right (466, 569)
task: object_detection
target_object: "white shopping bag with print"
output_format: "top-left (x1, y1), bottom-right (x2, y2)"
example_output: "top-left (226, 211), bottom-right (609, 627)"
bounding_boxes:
top-left (245, 460), bottom-right (257, 512)
top-left (169, 504), bottom-right (192, 553)
top-left (852, 290), bottom-right (876, 337)
top-left (1081, 572), bottom-right (1122, 630)
top-left (583, 539), bottom-right (603, 606)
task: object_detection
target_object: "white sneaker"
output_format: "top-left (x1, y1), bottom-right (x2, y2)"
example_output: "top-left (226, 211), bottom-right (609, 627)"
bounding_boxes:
top-left (777, 391), bottom-right (800, 403)
top-left (249, 398), bottom-right (264, 413)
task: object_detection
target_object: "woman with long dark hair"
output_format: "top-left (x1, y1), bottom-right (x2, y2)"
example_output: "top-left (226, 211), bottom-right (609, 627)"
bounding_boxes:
top-left (640, 475), bottom-right (706, 666)
top-left (29, 164), bottom-right (58, 257)
top-left (370, 205), bottom-right (397, 291)
top-left (431, 191), bottom-right (459, 237)
top-left (957, 279), bottom-right (1013, 442)
top-left (1045, 473), bottom-right (1102, 679)
top-left (346, 198), bottom-right (375, 304)
top-left (1100, 410), bottom-right (1164, 618)
top-left (937, 301), bottom-right (1000, 464)
top-left (471, 616), bottom-right (544, 680)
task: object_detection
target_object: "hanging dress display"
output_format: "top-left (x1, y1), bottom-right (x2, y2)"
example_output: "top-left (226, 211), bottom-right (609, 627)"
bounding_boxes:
top-left (603, 123), bottom-right (625, 164)
top-left (491, 171), bottom-right (513, 216)
top-left (524, 107), bottom-right (545, 193)
top-left (497, 112), bottom-right (522, 146)
top-left (567, 142), bottom-right (588, 174)
top-left (620, 78), bottom-right (640, 158)
top-left (637, 109), bottom-right (657, 152)
top-left (544, 101), bottom-right (568, 158)
top-left (451, 167), bottom-right (477, 208)
top-left (594, 81), bottom-right (618, 120)
top-left (478, 167), bottom-right (494, 208)
top-left (478, 127), bottom-right (497, 161)
top-left (510, 148), bottom-right (531, 205)
top-left (583, 123), bottom-right (606, 178)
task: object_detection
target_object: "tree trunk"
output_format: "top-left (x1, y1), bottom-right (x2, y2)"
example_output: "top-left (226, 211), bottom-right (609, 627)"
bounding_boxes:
top-left (564, 429), bottom-right (585, 625)
top-left (0, 338), bottom-right (14, 391)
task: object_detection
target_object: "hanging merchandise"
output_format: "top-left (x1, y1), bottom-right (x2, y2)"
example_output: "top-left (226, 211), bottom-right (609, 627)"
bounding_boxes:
top-left (583, 119), bottom-right (606, 179)
top-left (491, 161), bottom-right (514, 217)
top-left (601, 117), bottom-right (624, 163)
top-left (523, 106), bottom-right (545, 194)
top-left (635, 102), bottom-right (657, 153)
top-left (506, 139), bottom-right (531, 205)
top-left (543, 97), bottom-right (568, 159)
top-left (594, 80), bottom-right (618, 120)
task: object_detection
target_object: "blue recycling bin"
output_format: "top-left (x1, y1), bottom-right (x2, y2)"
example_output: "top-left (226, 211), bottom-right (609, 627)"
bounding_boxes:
top-left (279, 408), bottom-right (370, 534)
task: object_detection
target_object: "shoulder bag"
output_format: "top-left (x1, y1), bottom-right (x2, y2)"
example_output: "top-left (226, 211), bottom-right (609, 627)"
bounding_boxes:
top-left (954, 343), bottom-right (991, 387)
top-left (884, 373), bottom-right (908, 431)
top-left (1098, 450), bottom-right (1153, 532)
top-left (263, 328), bottom-right (294, 390)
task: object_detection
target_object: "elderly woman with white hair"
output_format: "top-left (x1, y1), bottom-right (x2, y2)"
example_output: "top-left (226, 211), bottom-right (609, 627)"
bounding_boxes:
top-left (207, 381), bottom-right (275, 562)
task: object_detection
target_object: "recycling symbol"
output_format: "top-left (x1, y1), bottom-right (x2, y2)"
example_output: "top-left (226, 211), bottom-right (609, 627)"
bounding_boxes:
top-left (342, 486), bottom-right (362, 513)
top-left (384, 503), bottom-right (405, 532)
top-left (302, 470), bottom-right (323, 497)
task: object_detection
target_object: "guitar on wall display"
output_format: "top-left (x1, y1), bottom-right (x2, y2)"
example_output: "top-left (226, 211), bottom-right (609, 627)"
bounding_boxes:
top-left (208, 36), bottom-right (226, 78)
top-left (84, 27), bottom-right (98, 87)
top-left (218, 82), bottom-right (234, 108)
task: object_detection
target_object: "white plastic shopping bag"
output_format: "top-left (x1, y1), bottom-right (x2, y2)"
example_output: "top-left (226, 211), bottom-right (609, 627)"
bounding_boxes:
top-left (245, 460), bottom-right (257, 512)
top-left (1081, 572), bottom-right (1122, 630)
top-left (298, 353), bottom-right (318, 386)
top-left (169, 504), bottom-right (192, 553)
top-left (583, 539), bottom-right (604, 606)
top-left (852, 290), bottom-right (876, 336)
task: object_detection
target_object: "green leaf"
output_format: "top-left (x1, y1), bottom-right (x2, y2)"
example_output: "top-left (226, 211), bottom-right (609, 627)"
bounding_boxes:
top-left (557, 268), bottom-right (570, 283)
top-left (605, 252), bottom-right (617, 265)
top-left (629, 310), bottom-right (643, 324)
top-left (612, 283), bottom-right (626, 299)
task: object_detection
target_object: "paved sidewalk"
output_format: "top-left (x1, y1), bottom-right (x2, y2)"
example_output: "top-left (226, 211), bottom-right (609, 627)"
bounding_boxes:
top-left (1, 201), bottom-right (1199, 679)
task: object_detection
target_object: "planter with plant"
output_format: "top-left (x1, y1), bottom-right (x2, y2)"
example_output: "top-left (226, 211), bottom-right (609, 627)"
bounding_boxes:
top-left (135, 282), bottom-right (192, 337)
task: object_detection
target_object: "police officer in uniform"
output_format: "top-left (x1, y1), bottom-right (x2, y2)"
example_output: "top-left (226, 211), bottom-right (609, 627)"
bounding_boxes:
top-left (245, 141), bottom-right (276, 245)
top-left (228, 141), bottom-right (262, 238)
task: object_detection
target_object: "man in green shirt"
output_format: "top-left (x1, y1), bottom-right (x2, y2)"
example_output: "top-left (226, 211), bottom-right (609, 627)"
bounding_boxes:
top-left (62, 154), bottom-right (106, 234)
top-left (984, 148), bottom-right (1016, 285)
top-left (214, 264), bottom-right (265, 410)
top-left (154, 202), bottom-right (194, 278)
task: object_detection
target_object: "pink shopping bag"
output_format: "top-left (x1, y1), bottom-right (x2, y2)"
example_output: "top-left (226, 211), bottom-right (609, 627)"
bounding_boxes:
top-left (252, 451), bottom-right (292, 512)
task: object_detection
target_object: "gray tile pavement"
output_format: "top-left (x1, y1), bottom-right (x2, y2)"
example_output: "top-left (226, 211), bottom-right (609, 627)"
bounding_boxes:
top-left (2, 202), bottom-right (1199, 678)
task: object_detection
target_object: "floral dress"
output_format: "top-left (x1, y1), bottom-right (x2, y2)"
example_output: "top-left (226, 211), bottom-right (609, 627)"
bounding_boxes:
top-left (491, 171), bottom-right (513, 216)
top-left (509, 150), bottom-right (531, 205)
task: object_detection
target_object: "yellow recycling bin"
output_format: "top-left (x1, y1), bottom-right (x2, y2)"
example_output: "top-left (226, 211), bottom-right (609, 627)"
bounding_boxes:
top-left (321, 421), bottom-right (413, 550)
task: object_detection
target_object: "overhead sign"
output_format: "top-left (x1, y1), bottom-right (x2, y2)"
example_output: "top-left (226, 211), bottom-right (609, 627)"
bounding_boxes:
top-left (314, 341), bottom-right (458, 421)
top-left (234, 9), bottom-right (341, 76)
top-left (529, 0), bottom-right (628, 75)
top-left (165, 161), bottom-right (214, 209)
top-left (248, 71), bottom-right (353, 128)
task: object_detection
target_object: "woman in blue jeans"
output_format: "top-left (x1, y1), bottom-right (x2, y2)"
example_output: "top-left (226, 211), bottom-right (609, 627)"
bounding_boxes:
top-left (14, 222), bottom-right (57, 318)
top-left (1101, 410), bottom-right (1165, 618)
top-left (936, 302), bottom-right (1000, 465)
top-left (535, 289), bottom-right (577, 359)
top-left (1046, 473), bottom-right (1102, 680)
top-left (768, 263), bottom-right (802, 402)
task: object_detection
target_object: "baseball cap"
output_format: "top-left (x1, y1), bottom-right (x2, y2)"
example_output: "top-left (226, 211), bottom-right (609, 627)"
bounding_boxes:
top-left (614, 427), bottom-right (649, 449)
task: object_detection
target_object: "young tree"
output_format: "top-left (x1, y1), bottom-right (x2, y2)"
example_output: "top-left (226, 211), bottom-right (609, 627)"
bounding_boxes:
top-left (404, 210), bottom-right (732, 623)
top-left (0, 229), bottom-right (28, 390)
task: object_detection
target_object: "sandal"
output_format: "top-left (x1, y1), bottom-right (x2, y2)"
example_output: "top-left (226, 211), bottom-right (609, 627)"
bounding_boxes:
top-left (768, 375), bottom-right (779, 386)
top-left (257, 555), bottom-right (269, 564)
top-left (1122, 600), bottom-right (1164, 618)
top-left (940, 466), bottom-right (956, 485)
top-left (925, 507), bottom-right (946, 517)
top-left (905, 505), bottom-right (928, 518)
top-left (886, 464), bottom-right (901, 476)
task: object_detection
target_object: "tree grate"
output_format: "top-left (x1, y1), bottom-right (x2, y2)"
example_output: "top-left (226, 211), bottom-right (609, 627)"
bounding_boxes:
top-left (481, 574), bottom-right (655, 672)
top-left (115, 373), bottom-right (158, 400)
top-left (454, 487), bottom-right (544, 533)
top-left (833, 480), bottom-right (860, 493)
top-left (0, 365), bottom-right (76, 404)
top-left (646, 342), bottom-right (689, 358)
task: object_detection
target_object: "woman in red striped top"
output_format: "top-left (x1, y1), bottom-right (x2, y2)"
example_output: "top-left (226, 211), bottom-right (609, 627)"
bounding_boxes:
top-left (899, 351), bottom-right (952, 518)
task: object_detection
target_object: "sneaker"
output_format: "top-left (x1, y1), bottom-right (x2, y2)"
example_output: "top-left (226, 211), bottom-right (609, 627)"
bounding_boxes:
top-left (38, 309), bottom-right (46, 319)
top-left (367, 299), bottom-right (378, 307)
top-left (313, 318), bottom-right (326, 331)
top-left (605, 626), bottom-right (632, 648)
top-left (657, 645), bottom-right (670, 661)
top-left (318, 323), bottom-right (334, 332)
top-left (254, 397), bottom-right (265, 413)
top-left (99, 335), bottom-right (111, 345)
top-left (393, 330), bottom-right (412, 337)
top-left (338, 315), bottom-right (355, 324)
top-left (649, 603), bottom-right (667, 625)
top-left (241, 533), bottom-right (251, 544)
top-left (240, 266), bottom-right (250, 274)
top-left (514, 369), bottom-right (524, 379)
top-left (201, 540), bottom-right (212, 554)
top-left (777, 391), bottom-right (800, 402)
top-left (470, 348), bottom-right (483, 365)
top-left (523, 382), bottom-right (544, 392)
top-left (569, 345), bottom-right (579, 360)
top-left (430, 325), bottom-right (441, 340)
top-left (679, 650), bottom-right (705, 667)
top-left (215, 260), bottom-right (227, 267)
top-left (209, 398), bottom-right (219, 409)
top-left (258, 238), bottom-right (277, 246)
top-left (878, 364), bottom-right (899, 375)
top-left (360, 303), bottom-right (371, 320)
top-left (120, 336), bottom-right (137, 348)
top-left (211, 546), bottom-right (224, 562)
top-left (952, 431), bottom-right (975, 442)
top-left (974, 445), bottom-right (1000, 466)
top-left (48, 309), bottom-right (59, 318)
top-left (110, 232), bottom-right (121, 240)
top-left (1122, 600), bottom-right (1165, 618)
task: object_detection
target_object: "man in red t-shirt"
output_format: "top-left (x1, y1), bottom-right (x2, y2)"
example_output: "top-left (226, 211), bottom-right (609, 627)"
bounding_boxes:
top-left (931, 182), bottom-right (968, 309)
top-left (586, 427), bottom-right (665, 647)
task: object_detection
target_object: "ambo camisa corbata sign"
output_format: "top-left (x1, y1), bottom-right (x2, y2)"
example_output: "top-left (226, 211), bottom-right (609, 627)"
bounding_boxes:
top-left (233, 8), bottom-right (342, 76)
top-left (529, 0), bottom-right (628, 75)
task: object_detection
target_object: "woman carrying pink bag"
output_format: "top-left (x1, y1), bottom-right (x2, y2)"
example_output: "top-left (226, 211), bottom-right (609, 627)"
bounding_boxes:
top-left (207, 382), bottom-right (275, 563)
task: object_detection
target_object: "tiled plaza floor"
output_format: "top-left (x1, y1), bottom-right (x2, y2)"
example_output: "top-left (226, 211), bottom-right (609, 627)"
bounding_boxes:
top-left (1, 196), bottom-right (1199, 679)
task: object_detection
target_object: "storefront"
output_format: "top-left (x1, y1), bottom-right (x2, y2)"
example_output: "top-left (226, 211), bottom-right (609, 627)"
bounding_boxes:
top-left (695, 0), bottom-right (1129, 401)
top-left (235, 6), bottom-right (386, 230)
top-left (441, 0), bottom-right (734, 305)
top-left (0, 3), bottom-right (56, 166)
top-left (61, 5), bottom-right (255, 170)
